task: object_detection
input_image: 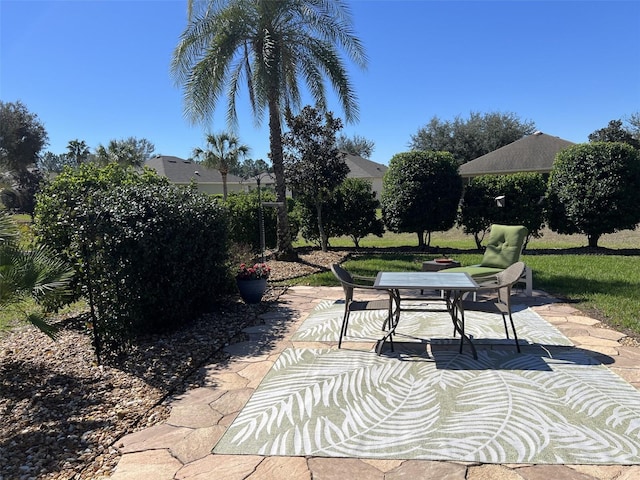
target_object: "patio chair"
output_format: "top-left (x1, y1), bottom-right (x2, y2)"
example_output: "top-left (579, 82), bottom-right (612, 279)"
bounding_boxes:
top-left (443, 224), bottom-right (532, 294)
top-left (331, 264), bottom-right (395, 349)
top-left (458, 261), bottom-right (527, 353)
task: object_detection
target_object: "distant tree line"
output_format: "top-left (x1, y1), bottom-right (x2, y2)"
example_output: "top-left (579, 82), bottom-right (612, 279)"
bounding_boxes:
top-left (3, 99), bottom-right (640, 254)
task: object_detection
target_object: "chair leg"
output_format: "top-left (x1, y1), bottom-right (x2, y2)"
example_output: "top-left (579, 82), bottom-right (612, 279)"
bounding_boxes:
top-left (338, 311), bottom-right (350, 348)
top-left (446, 293), bottom-right (457, 338)
top-left (459, 309), bottom-right (465, 354)
top-left (501, 313), bottom-right (510, 339)
top-left (508, 312), bottom-right (521, 352)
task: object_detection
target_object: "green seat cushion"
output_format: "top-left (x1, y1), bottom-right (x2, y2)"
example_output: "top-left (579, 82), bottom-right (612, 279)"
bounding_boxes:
top-left (479, 224), bottom-right (528, 269)
top-left (442, 265), bottom-right (504, 279)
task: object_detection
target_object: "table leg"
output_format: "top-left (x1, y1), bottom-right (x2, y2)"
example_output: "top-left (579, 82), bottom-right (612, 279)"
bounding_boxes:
top-left (447, 290), bottom-right (478, 360)
top-left (376, 289), bottom-right (401, 355)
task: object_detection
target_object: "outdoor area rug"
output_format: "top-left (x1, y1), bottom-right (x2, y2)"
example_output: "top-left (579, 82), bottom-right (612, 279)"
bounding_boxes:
top-left (290, 299), bottom-right (573, 347)
top-left (213, 347), bottom-right (640, 464)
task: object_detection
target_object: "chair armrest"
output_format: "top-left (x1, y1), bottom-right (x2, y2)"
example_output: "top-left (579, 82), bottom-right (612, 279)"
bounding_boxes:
top-left (352, 274), bottom-right (377, 282)
top-left (339, 278), bottom-right (392, 293)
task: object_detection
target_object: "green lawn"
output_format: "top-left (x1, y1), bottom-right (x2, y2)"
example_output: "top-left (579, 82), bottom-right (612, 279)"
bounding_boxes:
top-left (292, 227), bottom-right (640, 337)
top-left (4, 220), bottom-right (638, 339)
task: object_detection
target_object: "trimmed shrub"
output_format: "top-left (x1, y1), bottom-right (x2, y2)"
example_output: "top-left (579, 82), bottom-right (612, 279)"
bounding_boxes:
top-left (459, 172), bottom-right (547, 249)
top-left (381, 151), bottom-right (462, 247)
top-left (333, 178), bottom-right (384, 248)
top-left (294, 178), bottom-right (384, 248)
top-left (546, 142), bottom-right (640, 247)
top-left (34, 164), bottom-right (229, 361)
top-left (34, 163), bottom-right (168, 262)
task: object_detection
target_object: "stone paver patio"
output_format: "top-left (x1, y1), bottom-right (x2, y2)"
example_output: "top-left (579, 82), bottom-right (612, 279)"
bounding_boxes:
top-left (110, 286), bottom-right (640, 480)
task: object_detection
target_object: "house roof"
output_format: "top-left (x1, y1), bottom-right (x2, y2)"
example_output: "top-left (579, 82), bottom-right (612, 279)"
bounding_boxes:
top-left (145, 155), bottom-right (248, 184)
top-left (458, 132), bottom-right (575, 178)
top-left (343, 153), bottom-right (388, 178)
top-left (145, 154), bottom-right (387, 185)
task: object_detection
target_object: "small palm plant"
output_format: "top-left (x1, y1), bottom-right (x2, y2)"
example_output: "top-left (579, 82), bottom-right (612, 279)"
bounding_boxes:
top-left (0, 211), bottom-right (74, 339)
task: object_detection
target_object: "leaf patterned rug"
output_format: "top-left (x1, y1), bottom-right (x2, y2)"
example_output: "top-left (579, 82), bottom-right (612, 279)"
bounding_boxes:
top-left (213, 348), bottom-right (640, 464)
top-left (291, 299), bottom-right (573, 347)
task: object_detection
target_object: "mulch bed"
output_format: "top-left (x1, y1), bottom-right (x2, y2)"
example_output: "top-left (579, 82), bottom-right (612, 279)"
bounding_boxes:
top-left (0, 250), bottom-right (343, 479)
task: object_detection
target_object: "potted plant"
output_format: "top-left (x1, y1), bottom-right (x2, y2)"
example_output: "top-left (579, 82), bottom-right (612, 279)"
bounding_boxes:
top-left (236, 262), bottom-right (271, 304)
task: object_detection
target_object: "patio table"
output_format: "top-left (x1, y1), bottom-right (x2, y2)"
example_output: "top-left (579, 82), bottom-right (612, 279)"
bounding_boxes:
top-left (374, 271), bottom-right (480, 358)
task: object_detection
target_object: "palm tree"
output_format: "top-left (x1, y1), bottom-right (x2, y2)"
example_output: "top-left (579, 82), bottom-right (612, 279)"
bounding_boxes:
top-left (0, 211), bottom-right (73, 339)
top-left (66, 139), bottom-right (90, 167)
top-left (192, 132), bottom-right (249, 200)
top-left (171, 0), bottom-right (367, 260)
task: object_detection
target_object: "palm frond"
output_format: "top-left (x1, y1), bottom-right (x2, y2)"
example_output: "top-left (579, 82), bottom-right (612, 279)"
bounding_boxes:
top-left (172, 0), bottom-right (366, 127)
top-left (0, 212), bottom-right (73, 337)
top-left (25, 311), bottom-right (61, 340)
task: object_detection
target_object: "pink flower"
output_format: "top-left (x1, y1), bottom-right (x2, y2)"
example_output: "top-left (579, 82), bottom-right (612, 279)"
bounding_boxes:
top-left (237, 262), bottom-right (271, 280)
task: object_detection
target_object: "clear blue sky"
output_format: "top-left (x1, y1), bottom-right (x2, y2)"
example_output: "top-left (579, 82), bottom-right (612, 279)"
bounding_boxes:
top-left (2, 0), bottom-right (639, 166)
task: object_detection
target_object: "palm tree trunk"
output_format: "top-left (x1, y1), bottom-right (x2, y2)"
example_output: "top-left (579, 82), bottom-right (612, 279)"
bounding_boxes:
top-left (222, 172), bottom-right (228, 201)
top-left (268, 96), bottom-right (297, 261)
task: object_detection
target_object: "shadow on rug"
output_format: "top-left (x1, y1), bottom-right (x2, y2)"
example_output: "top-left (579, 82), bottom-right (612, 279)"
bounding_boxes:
top-left (291, 299), bottom-right (573, 347)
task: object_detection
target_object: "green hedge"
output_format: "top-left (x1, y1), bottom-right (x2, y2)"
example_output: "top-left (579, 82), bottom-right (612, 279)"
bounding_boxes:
top-left (34, 164), bottom-right (230, 360)
top-left (225, 189), bottom-right (299, 254)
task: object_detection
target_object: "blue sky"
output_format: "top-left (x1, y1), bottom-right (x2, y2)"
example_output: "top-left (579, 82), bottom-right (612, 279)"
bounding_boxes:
top-left (2, 0), bottom-right (639, 166)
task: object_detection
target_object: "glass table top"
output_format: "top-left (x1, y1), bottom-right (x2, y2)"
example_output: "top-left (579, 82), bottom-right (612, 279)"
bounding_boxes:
top-left (374, 271), bottom-right (479, 290)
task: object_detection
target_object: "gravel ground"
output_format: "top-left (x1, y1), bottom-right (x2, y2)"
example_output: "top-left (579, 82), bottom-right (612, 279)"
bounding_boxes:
top-left (0, 250), bottom-right (346, 480)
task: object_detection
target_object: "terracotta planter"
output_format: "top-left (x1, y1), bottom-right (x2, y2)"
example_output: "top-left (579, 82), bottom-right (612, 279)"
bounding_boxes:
top-left (236, 278), bottom-right (267, 304)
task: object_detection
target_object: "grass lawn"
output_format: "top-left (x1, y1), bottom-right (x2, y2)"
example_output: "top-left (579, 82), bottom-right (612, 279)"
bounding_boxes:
top-left (3, 219), bottom-right (638, 339)
top-left (292, 227), bottom-right (640, 337)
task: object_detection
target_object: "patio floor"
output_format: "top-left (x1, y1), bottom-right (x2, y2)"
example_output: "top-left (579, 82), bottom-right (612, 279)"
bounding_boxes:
top-left (110, 286), bottom-right (640, 480)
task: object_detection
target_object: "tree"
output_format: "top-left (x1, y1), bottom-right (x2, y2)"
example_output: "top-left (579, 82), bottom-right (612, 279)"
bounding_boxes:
top-left (0, 101), bottom-right (49, 213)
top-left (234, 158), bottom-right (272, 179)
top-left (546, 142), bottom-right (640, 248)
top-left (626, 112), bottom-right (640, 142)
top-left (409, 111), bottom-right (536, 164)
top-left (11, 168), bottom-right (44, 215)
top-left (66, 139), bottom-right (91, 166)
top-left (192, 132), bottom-right (249, 200)
top-left (0, 100), bottom-right (48, 173)
top-left (334, 178), bottom-right (384, 247)
top-left (38, 152), bottom-right (74, 173)
top-left (171, 0), bottom-right (367, 260)
top-left (283, 106), bottom-right (348, 252)
top-left (458, 173), bottom-right (547, 249)
top-left (94, 137), bottom-right (155, 167)
top-left (381, 151), bottom-right (463, 248)
top-left (588, 119), bottom-right (640, 149)
top-left (294, 177), bottom-right (383, 248)
top-left (336, 134), bottom-right (375, 158)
